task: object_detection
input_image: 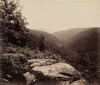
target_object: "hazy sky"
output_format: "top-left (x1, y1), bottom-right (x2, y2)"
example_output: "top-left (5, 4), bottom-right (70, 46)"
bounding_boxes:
top-left (20, 0), bottom-right (100, 33)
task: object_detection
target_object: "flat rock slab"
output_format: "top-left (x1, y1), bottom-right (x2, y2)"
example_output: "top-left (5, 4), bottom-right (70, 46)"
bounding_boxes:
top-left (24, 59), bottom-right (89, 85)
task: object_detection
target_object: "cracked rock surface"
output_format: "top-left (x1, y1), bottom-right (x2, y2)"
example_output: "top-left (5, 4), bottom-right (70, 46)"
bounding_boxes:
top-left (23, 59), bottom-right (89, 85)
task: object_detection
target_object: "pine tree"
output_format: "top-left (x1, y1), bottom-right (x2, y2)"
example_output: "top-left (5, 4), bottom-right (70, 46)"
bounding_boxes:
top-left (39, 34), bottom-right (45, 51)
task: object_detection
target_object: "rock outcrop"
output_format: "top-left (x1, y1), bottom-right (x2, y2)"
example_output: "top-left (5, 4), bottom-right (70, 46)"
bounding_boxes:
top-left (23, 59), bottom-right (89, 85)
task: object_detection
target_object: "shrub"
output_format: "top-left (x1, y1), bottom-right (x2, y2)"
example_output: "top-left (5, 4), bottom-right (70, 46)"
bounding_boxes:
top-left (1, 53), bottom-right (28, 80)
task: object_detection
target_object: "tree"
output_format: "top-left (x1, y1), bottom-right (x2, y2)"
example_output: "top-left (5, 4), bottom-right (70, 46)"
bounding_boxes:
top-left (39, 34), bottom-right (45, 51)
top-left (0, 0), bottom-right (30, 47)
top-left (0, 0), bottom-right (30, 81)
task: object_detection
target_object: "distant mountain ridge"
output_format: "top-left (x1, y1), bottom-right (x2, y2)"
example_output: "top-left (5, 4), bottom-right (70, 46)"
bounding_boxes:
top-left (53, 28), bottom-right (91, 41)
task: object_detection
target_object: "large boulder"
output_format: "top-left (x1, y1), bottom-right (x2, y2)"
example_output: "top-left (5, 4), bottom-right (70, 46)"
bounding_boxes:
top-left (32, 63), bottom-right (81, 81)
top-left (23, 59), bottom-right (89, 85)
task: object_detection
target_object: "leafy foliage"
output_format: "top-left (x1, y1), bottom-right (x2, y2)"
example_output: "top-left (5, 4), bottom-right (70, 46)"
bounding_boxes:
top-left (1, 53), bottom-right (28, 76)
top-left (0, 0), bottom-right (30, 47)
top-left (0, 0), bottom-right (30, 81)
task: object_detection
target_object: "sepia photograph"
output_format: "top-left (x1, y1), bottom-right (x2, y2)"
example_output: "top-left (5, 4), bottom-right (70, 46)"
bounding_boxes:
top-left (0, 0), bottom-right (100, 85)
